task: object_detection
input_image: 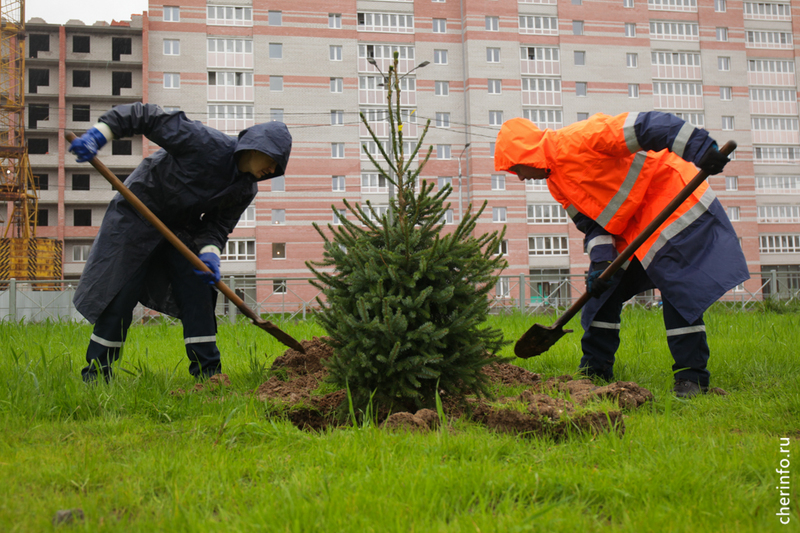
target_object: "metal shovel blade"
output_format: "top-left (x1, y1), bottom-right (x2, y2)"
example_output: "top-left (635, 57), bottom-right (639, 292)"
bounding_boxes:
top-left (514, 323), bottom-right (573, 359)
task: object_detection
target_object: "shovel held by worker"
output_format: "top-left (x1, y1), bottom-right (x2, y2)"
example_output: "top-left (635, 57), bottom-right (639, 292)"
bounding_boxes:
top-left (65, 131), bottom-right (306, 354)
top-left (515, 140), bottom-right (737, 359)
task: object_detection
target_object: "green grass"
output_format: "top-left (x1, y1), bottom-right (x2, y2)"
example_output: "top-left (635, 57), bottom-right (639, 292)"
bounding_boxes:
top-left (0, 307), bottom-right (798, 532)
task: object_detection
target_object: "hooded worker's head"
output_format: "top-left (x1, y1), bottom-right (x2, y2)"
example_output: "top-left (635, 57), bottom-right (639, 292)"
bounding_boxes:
top-left (494, 118), bottom-right (553, 179)
top-left (235, 121), bottom-right (293, 182)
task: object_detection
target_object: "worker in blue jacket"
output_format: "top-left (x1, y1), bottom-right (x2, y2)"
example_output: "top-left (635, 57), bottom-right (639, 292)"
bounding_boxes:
top-left (69, 103), bottom-right (292, 382)
top-left (496, 111), bottom-right (749, 397)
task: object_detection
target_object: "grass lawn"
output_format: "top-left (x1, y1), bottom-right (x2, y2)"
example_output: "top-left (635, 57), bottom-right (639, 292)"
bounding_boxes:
top-left (0, 306), bottom-right (798, 532)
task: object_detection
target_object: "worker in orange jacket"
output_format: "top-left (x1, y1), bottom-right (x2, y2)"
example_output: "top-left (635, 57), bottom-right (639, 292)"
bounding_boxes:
top-left (495, 112), bottom-right (749, 397)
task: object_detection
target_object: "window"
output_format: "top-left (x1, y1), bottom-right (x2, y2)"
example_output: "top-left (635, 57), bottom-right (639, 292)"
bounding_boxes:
top-left (271, 176), bottom-right (285, 192)
top-left (433, 19), bottom-right (447, 33)
top-left (574, 51), bottom-right (585, 66)
top-left (112, 140), bottom-right (132, 155)
top-left (164, 6), bottom-right (180, 22)
top-left (573, 21), bottom-right (584, 35)
top-left (718, 56), bottom-right (730, 71)
top-left (721, 116), bottom-right (734, 130)
top-left (73, 35), bottom-right (90, 53)
top-left (330, 77), bottom-right (343, 93)
top-left (329, 45), bottom-right (342, 61)
top-left (73, 209), bottom-right (92, 227)
top-left (112, 71), bottom-right (132, 96)
top-left (435, 112), bottom-right (450, 128)
top-left (628, 84), bottom-right (639, 98)
top-left (485, 16), bottom-right (499, 31)
top-left (72, 70), bottom-right (90, 87)
top-left (28, 69), bottom-right (49, 93)
top-left (33, 174), bottom-right (48, 190)
top-left (715, 0), bottom-right (726, 11)
top-left (497, 240), bottom-right (508, 256)
top-left (236, 204), bottom-right (255, 228)
top-left (73, 244), bottom-right (91, 262)
top-left (264, 243), bottom-right (285, 262)
top-left (720, 87), bottom-right (732, 100)
top-left (435, 81), bottom-right (449, 96)
top-left (207, 5), bottom-right (251, 26)
top-left (222, 239), bottom-right (255, 261)
top-left (28, 139), bottom-right (48, 154)
top-left (361, 173), bottom-right (387, 193)
top-left (434, 49), bottom-right (448, 64)
top-left (332, 176), bottom-right (346, 192)
top-left (270, 109), bottom-right (284, 122)
top-left (332, 143), bottom-right (345, 158)
top-left (627, 53), bottom-right (638, 68)
top-left (519, 16), bottom-right (559, 35)
top-left (112, 38), bottom-right (131, 61)
top-left (624, 0), bottom-right (634, 6)
top-left (72, 174), bottom-right (90, 191)
top-left (488, 79), bottom-right (502, 94)
top-left (437, 145), bottom-right (451, 159)
top-left (36, 209), bottom-right (49, 227)
top-left (758, 205), bottom-right (800, 223)
top-left (330, 110), bottom-right (344, 126)
top-left (329, 14), bottom-right (342, 29)
top-left (269, 11), bottom-right (282, 26)
top-left (270, 43), bottom-right (283, 59)
top-left (164, 73), bottom-right (180, 88)
top-left (487, 47), bottom-right (500, 63)
top-left (333, 209), bottom-right (346, 225)
top-left (528, 204), bottom-right (568, 224)
top-left (492, 207), bottom-right (507, 223)
top-left (489, 111), bottom-right (503, 125)
top-left (270, 280), bottom-right (286, 294)
top-left (438, 177), bottom-right (452, 190)
top-left (269, 76), bottom-right (283, 92)
top-left (760, 235), bottom-right (800, 253)
top-left (163, 39), bottom-right (180, 55)
top-left (529, 236), bottom-right (569, 255)
top-left (28, 104), bottom-right (49, 129)
top-left (625, 23), bottom-right (636, 37)
top-left (716, 27), bottom-right (728, 42)
top-left (272, 209), bottom-right (285, 224)
top-left (491, 175), bottom-right (505, 191)
top-left (489, 142), bottom-right (495, 156)
top-left (727, 206), bottom-right (740, 221)
top-left (29, 34), bottom-right (49, 58)
top-left (726, 176), bottom-right (738, 191)
top-left (440, 209), bottom-right (454, 225)
top-left (577, 112), bottom-right (589, 121)
top-left (576, 82), bottom-right (587, 96)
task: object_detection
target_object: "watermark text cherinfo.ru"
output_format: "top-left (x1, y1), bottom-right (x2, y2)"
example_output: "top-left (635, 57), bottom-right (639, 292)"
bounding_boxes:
top-left (776, 437), bottom-right (792, 525)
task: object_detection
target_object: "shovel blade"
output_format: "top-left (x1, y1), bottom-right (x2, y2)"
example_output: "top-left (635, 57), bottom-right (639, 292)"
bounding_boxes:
top-left (253, 318), bottom-right (306, 354)
top-left (514, 323), bottom-right (573, 359)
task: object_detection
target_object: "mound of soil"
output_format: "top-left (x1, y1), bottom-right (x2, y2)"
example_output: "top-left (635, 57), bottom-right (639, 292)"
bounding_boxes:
top-left (256, 337), bottom-right (654, 438)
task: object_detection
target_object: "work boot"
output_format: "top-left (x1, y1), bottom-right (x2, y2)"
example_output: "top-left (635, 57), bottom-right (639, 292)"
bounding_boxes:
top-left (673, 379), bottom-right (708, 398)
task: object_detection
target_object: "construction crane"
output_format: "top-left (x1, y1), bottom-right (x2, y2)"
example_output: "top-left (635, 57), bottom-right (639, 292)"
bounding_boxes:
top-left (0, 0), bottom-right (62, 281)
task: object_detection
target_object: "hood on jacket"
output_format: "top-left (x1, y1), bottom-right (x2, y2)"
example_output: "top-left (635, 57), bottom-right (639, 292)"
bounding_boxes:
top-left (494, 118), bottom-right (555, 175)
top-left (235, 121), bottom-right (293, 181)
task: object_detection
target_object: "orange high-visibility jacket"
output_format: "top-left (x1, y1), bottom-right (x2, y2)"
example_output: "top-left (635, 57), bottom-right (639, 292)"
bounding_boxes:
top-left (495, 112), bottom-right (749, 323)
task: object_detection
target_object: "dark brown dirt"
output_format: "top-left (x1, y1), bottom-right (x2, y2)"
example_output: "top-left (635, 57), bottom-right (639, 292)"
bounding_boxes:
top-left (253, 337), bottom-right (653, 438)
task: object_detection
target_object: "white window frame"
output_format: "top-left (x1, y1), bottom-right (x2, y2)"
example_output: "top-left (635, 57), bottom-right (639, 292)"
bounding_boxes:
top-left (628, 84), bottom-right (640, 98)
top-left (488, 79), bottom-right (502, 94)
top-left (435, 112), bottom-right (450, 128)
top-left (163, 73), bottom-right (180, 89)
top-left (272, 209), bottom-right (285, 225)
top-left (726, 176), bottom-right (738, 191)
top-left (625, 23), bottom-right (636, 37)
top-left (491, 174), bottom-right (506, 191)
top-left (528, 236), bottom-right (570, 255)
top-left (434, 49), bottom-right (448, 64)
top-left (435, 81), bottom-right (449, 96)
top-left (576, 82), bottom-right (587, 96)
top-left (437, 144), bottom-right (451, 159)
top-left (330, 77), bottom-right (343, 93)
top-left (721, 116), bottom-right (734, 130)
top-left (331, 143), bottom-right (345, 158)
top-left (718, 56), bottom-right (731, 71)
top-left (716, 27), bottom-right (728, 42)
top-left (221, 239), bottom-right (255, 261)
top-left (330, 45), bottom-right (343, 61)
top-left (492, 207), bottom-right (507, 223)
top-left (331, 110), bottom-right (344, 126)
top-left (332, 175), bottom-right (346, 192)
top-left (164, 6), bottom-right (180, 22)
top-left (489, 110), bottom-right (504, 125)
top-left (627, 53), bottom-right (638, 67)
top-left (485, 16), bottom-right (499, 31)
top-left (527, 204), bottom-right (569, 224)
top-left (163, 39), bottom-right (180, 55)
top-left (236, 204), bottom-right (256, 228)
top-left (720, 86), bottom-right (732, 100)
top-left (487, 47), bottom-right (500, 63)
top-left (329, 13), bottom-right (342, 29)
top-left (433, 19), bottom-right (447, 33)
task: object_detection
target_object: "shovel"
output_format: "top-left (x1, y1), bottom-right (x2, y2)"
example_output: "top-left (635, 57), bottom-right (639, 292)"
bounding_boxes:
top-left (515, 140), bottom-right (737, 359)
top-left (65, 131), bottom-right (306, 354)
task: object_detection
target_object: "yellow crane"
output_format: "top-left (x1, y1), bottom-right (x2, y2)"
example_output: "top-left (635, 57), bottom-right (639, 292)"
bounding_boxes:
top-left (0, 0), bottom-right (62, 281)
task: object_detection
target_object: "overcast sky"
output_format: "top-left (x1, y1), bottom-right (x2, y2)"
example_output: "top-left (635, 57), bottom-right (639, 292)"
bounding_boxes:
top-left (27, 0), bottom-right (149, 25)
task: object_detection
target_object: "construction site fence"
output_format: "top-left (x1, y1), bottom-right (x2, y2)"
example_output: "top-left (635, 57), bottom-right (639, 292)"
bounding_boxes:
top-left (0, 271), bottom-right (797, 325)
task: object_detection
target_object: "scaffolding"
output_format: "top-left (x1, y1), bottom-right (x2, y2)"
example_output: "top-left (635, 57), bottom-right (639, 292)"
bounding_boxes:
top-left (0, 0), bottom-right (62, 281)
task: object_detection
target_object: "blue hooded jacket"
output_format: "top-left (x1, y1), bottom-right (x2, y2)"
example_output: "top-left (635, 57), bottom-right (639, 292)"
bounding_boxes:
top-left (73, 103), bottom-right (292, 322)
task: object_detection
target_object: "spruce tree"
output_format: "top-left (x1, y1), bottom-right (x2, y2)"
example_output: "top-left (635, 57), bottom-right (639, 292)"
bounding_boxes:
top-left (307, 52), bottom-right (509, 411)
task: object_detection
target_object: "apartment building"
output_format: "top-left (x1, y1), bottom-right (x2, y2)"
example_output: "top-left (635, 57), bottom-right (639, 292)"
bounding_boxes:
top-left (26, 0), bottom-right (800, 302)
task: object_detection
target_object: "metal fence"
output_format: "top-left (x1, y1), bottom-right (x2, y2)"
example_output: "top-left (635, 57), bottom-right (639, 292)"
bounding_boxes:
top-left (1, 271), bottom-right (797, 324)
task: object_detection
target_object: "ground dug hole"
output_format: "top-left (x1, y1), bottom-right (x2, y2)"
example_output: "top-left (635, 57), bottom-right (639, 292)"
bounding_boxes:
top-left (256, 337), bottom-right (653, 438)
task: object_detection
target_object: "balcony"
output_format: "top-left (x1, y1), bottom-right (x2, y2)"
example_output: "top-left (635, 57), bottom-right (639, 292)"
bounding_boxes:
top-left (358, 76), bottom-right (416, 106)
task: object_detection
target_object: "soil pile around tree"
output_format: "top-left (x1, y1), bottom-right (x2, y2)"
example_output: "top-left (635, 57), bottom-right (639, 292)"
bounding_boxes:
top-left (255, 337), bottom-right (654, 437)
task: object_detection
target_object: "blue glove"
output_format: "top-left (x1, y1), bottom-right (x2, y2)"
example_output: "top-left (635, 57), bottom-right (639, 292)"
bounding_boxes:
top-left (586, 261), bottom-right (612, 298)
top-left (697, 142), bottom-right (729, 175)
top-left (194, 252), bottom-right (221, 285)
top-left (69, 127), bottom-right (108, 162)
